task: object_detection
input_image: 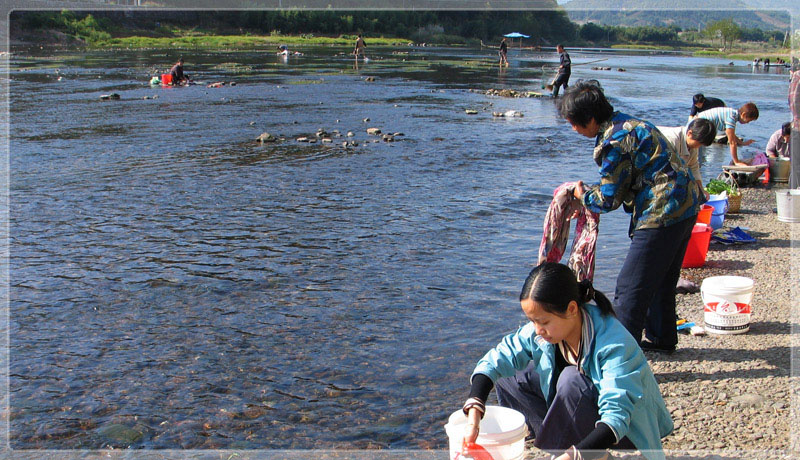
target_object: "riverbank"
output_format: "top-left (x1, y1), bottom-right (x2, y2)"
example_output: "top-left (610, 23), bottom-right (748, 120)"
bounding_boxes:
top-left (90, 34), bottom-right (413, 50)
top-left (523, 184), bottom-right (798, 459)
top-left (10, 33), bottom-right (412, 50)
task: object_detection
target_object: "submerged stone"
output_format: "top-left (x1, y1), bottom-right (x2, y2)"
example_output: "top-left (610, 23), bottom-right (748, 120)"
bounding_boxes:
top-left (97, 423), bottom-right (143, 445)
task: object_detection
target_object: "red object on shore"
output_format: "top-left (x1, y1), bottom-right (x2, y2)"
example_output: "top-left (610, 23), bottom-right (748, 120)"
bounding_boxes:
top-left (456, 441), bottom-right (494, 460)
top-left (682, 223), bottom-right (712, 268)
top-left (161, 73), bottom-right (173, 85)
top-left (696, 204), bottom-right (713, 225)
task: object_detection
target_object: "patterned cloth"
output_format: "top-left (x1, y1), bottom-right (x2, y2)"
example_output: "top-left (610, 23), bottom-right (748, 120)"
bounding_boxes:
top-left (538, 182), bottom-right (600, 282)
top-left (584, 112), bottom-right (701, 233)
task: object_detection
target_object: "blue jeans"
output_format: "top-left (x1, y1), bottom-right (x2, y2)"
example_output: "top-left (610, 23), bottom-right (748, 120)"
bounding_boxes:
top-left (614, 217), bottom-right (695, 348)
top-left (495, 364), bottom-right (635, 452)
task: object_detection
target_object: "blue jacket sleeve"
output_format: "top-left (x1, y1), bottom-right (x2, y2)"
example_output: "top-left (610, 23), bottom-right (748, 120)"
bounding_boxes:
top-left (471, 323), bottom-right (539, 383)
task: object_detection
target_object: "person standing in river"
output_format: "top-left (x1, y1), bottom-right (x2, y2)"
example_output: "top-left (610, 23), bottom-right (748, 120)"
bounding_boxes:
top-left (551, 44), bottom-right (571, 97)
top-left (498, 37), bottom-right (509, 67)
top-left (558, 80), bottom-right (701, 353)
top-left (354, 34), bottom-right (367, 61)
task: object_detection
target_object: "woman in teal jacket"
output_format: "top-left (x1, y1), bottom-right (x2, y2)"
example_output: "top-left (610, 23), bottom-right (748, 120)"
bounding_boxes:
top-left (462, 263), bottom-right (672, 460)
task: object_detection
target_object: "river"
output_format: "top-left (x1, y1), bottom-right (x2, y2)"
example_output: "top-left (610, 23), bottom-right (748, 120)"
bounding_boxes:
top-left (7, 45), bottom-right (792, 450)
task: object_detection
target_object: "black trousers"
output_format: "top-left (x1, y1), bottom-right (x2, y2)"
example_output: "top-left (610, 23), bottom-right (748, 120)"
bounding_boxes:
top-left (552, 73), bottom-right (570, 96)
top-left (614, 217), bottom-right (696, 348)
top-left (495, 364), bottom-right (636, 452)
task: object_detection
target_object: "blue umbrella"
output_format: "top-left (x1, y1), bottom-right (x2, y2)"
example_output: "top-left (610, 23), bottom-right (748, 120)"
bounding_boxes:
top-left (502, 32), bottom-right (530, 49)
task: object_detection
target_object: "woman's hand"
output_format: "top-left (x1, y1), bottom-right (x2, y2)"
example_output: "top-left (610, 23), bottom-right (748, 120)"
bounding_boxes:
top-left (572, 180), bottom-right (585, 200)
top-left (463, 407), bottom-right (482, 444)
top-left (569, 181), bottom-right (586, 220)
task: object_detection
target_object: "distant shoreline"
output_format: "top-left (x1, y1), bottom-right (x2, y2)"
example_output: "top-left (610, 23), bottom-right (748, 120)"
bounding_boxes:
top-left (10, 31), bottom-right (790, 63)
top-left (10, 32), bottom-right (414, 50)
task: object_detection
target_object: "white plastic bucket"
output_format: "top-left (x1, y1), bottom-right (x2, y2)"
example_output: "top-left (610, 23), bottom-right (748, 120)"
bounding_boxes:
top-left (444, 405), bottom-right (528, 460)
top-left (701, 276), bottom-right (754, 334)
top-left (776, 189), bottom-right (800, 223)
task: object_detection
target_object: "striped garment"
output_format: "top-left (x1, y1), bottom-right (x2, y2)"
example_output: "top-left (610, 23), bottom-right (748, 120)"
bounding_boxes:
top-left (695, 106), bottom-right (739, 132)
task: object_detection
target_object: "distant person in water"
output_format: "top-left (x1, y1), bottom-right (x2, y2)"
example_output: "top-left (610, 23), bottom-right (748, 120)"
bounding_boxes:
top-left (169, 57), bottom-right (189, 85)
top-left (551, 44), bottom-right (571, 97)
top-left (354, 34), bottom-right (367, 61)
top-left (499, 37), bottom-right (509, 67)
top-left (688, 93), bottom-right (725, 119)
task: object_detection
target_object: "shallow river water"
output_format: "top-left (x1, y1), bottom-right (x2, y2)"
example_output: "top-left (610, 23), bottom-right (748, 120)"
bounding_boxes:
top-left (7, 45), bottom-right (793, 450)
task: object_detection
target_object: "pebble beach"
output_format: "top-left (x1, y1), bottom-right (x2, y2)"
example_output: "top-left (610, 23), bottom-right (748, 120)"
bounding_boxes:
top-left (522, 184), bottom-right (800, 460)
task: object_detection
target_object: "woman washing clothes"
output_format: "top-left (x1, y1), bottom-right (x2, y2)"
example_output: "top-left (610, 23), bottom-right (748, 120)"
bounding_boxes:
top-left (462, 262), bottom-right (673, 460)
top-left (558, 80), bottom-right (701, 353)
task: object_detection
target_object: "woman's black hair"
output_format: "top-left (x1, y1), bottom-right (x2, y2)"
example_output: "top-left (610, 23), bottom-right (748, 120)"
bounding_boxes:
top-left (692, 93), bottom-right (706, 105)
top-left (519, 262), bottom-right (615, 316)
top-left (782, 122), bottom-right (791, 136)
top-left (686, 118), bottom-right (717, 146)
top-left (557, 79), bottom-right (614, 128)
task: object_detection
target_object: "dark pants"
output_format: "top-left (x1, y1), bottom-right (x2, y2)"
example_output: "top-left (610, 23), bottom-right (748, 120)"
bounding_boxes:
top-left (495, 364), bottom-right (635, 452)
top-left (615, 217), bottom-right (695, 348)
top-left (552, 73), bottom-right (570, 96)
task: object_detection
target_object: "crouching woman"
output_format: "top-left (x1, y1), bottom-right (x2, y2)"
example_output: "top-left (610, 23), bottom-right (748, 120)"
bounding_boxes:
top-left (462, 262), bottom-right (672, 460)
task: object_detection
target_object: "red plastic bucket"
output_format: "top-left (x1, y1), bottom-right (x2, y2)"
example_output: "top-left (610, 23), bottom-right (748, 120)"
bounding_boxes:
top-left (682, 223), bottom-right (712, 268)
top-left (696, 204), bottom-right (713, 225)
top-left (161, 73), bottom-right (173, 85)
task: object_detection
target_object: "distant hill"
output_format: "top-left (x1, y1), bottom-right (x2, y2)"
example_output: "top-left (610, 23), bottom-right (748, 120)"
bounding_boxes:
top-left (560, 0), bottom-right (792, 31)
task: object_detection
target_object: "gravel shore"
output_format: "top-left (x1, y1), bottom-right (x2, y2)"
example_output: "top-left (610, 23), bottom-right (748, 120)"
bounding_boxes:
top-left (525, 184), bottom-right (800, 460)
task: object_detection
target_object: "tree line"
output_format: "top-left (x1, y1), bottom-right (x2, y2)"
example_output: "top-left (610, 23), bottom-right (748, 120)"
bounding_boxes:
top-left (576, 20), bottom-right (788, 49)
top-left (12, 10), bottom-right (788, 50)
top-left (12, 10), bottom-right (578, 45)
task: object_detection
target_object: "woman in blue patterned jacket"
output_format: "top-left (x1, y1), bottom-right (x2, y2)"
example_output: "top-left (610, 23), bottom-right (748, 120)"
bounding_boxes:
top-left (557, 80), bottom-right (701, 353)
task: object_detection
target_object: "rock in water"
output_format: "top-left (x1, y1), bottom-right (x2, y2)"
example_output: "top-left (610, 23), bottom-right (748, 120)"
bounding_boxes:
top-left (97, 423), bottom-right (143, 445)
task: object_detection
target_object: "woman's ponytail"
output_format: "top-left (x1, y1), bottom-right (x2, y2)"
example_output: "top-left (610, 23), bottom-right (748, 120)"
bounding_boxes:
top-left (578, 279), bottom-right (615, 316)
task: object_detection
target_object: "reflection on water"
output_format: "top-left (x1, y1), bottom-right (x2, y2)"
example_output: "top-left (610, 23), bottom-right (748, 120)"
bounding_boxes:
top-left (8, 45), bottom-right (790, 449)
